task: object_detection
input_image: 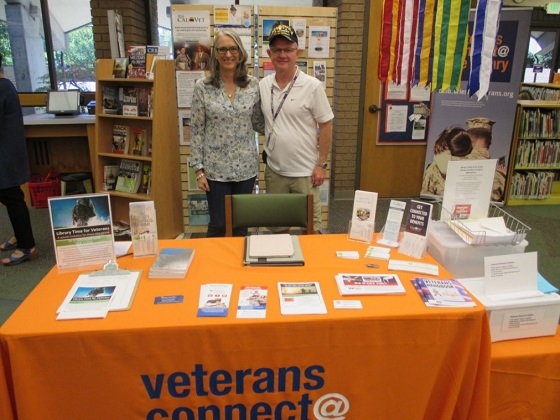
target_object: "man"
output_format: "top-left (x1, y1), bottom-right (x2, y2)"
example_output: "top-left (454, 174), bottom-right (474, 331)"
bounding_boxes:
top-left (260, 24), bottom-right (333, 233)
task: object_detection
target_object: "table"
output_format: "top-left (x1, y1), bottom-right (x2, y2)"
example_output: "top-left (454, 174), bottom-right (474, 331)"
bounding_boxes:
top-left (0, 234), bottom-right (491, 419)
top-left (490, 327), bottom-right (560, 419)
top-left (23, 114), bottom-right (95, 206)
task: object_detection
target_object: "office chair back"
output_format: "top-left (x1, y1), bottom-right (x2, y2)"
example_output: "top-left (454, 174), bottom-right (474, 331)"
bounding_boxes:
top-left (225, 193), bottom-right (314, 236)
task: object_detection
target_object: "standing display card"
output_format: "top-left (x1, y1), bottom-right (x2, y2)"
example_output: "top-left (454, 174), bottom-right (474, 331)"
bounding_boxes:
top-left (197, 284), bottom-right (233, 317)
top-left (47, 194), bottom-right (116, 272)
top-left (398, 200), bottom-right (433, 259)
top-left (129, 201), bottom-right (158, 257)
top-left (348, 190), bottom-right (378, 243)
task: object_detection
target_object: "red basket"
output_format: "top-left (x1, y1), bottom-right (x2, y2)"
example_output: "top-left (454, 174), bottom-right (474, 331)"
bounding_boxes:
top-left (29, 171), bottom-right (61, 208)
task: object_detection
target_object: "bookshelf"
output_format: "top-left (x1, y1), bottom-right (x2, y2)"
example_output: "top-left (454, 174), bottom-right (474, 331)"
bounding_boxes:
top-left (94, 59), bottom-right (183, 238)
top-left (505, 100), bottom-right (560, 205)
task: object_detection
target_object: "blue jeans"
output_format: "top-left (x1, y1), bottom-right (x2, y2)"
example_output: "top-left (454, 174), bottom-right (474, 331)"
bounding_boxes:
top-left (205, 177), bottom-right (256, 237)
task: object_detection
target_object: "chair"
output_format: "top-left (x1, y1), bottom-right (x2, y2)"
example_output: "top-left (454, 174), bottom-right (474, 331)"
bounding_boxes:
top-left (225, 193), bottom-right (314, 237)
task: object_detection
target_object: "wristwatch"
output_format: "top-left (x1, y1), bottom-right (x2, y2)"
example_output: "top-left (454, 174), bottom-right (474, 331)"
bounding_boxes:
top-left (317, 162), bottom-right (328, 169)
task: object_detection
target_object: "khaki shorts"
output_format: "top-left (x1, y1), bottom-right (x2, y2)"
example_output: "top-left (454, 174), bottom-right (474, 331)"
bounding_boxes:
top-left (264, 166), bottom-right (322, 232)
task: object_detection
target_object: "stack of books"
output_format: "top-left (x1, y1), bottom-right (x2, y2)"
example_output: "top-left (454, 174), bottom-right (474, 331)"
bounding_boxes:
top-left (148, 248), bottom-right (195, 279)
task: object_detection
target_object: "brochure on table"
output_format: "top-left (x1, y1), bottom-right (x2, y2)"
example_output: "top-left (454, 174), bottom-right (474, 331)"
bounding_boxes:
top-left (377, 199), bottom-right (406, 247)
top-left (48, 194), bottom-right (116, 272)
top-left (277, 282), bottom-right (327, 315)
top-left (398, 200), bottom-right (432, 259)
top-left (56, 260), bottom-right (141, 320)
top-left (461, 252), bottom-right (560, 341)
top-left (348, 190), bottom-right (378, 243)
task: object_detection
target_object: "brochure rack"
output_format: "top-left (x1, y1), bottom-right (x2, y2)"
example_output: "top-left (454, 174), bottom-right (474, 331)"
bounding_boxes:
top-left (433, 202), bottom-right (530, 246)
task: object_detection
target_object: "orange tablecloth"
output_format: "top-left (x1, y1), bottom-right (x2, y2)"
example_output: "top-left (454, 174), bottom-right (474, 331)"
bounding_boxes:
top-left (490, 326), bottom-right (560, 419)
top-left (0, 234), bottom-right (490, 419)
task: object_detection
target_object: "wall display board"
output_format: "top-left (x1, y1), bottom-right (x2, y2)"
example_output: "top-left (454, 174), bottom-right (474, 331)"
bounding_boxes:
top-left (377, 82), bottom-right (432, 145)
top-left (171, 4), bottom-right (337, 233)
top-left (421, 8), bottom-right (532, 204)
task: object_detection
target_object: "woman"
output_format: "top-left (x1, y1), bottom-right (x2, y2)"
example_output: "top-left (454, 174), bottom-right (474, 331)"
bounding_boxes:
top-left (0, 53), bottom-right (38, 265)
top-left (190, 30), bottom-right (264, 237)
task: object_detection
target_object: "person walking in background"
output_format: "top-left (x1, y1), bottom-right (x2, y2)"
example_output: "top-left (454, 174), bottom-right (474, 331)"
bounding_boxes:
top-left (189, 29), bottom-right (264, 237)
top-left (259, 24), bottom-right (333, 233)
top-left (0, 53), bottom-right (38, 265)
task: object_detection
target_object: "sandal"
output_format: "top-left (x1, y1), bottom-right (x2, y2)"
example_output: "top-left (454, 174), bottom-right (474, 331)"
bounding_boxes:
top-left (2, 248), bottom-right (38, 266)
top-left (0, 237), bottom-right (17, 251)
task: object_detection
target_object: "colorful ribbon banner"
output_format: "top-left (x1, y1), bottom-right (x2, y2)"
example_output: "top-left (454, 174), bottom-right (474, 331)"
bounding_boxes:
top-left (468, 0), bottom-right (504, 99)
top-left (379, 0), bottom-right (474, 92)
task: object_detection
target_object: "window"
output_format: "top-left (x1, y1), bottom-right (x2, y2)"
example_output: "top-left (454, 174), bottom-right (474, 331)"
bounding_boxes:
top-left (1, 0), bottom-right (94, 93)
top-left (523, 29), bottom-right (560, 83)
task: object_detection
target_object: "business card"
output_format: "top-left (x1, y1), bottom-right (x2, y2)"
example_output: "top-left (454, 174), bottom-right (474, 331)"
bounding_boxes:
top-left (155, 295), bottom-right (184, 304)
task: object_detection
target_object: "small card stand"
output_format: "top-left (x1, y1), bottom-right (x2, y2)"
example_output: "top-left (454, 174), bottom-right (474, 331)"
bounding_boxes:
top-left (377, 199), bottom-right (406, 247)
top-left (347, 220), bottom-right (374, 244)
top-left (376, 225), bottom-right (402, 248)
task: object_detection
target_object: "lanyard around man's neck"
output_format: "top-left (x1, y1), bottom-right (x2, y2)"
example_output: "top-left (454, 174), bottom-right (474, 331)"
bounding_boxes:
top-left (270, 68), bottom-right (299, 123)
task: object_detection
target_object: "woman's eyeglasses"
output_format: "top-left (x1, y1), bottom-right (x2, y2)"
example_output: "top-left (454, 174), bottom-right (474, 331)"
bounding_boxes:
top-left (216, 46), bottom-right (240, 55)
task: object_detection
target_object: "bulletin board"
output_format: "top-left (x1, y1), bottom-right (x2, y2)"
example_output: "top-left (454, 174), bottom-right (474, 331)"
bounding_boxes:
top-left (377, 82), bottom-right (432, 145)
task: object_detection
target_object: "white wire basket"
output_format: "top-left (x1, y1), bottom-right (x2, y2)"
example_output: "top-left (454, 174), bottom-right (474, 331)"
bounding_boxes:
top-left (433, 202), bottom-right (530, 246)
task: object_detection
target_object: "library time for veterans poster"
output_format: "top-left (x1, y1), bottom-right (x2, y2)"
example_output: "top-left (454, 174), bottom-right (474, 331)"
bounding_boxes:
top-left (422, 8), bottom-right (532, 203)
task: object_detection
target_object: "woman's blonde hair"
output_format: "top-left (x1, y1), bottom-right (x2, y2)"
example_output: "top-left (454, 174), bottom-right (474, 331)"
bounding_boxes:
top-left (204, 29), bottom-right (250, 89)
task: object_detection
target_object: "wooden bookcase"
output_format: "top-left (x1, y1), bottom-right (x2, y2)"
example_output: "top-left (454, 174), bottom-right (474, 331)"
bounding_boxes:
top-left (94, 58), bottom-right (183, 238)
top-left (505, 100), bottom-right (560, 206)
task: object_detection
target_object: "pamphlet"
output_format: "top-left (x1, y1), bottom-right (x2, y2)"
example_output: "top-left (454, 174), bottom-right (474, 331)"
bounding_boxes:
top-left (411, 277), bottom-right (476, 307)
top-left (335, 273), bottom-right (405, 295)
top-left (277, 282), bottom-right (327, 315)
top-left (197, 284), bottom-right (233, 317)
top-left (236, 286), bottom-right (268, 319)
top-left (378, 199), bottom-right (406, 247)
top-left (130, 201), bottom-right (158, 257)
top-left (348, 190), bottom-right (378, 243)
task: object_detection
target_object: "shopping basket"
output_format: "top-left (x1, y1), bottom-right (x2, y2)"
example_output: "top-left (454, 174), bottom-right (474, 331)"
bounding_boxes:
top-left (28, 170), bottom-right (61, 208)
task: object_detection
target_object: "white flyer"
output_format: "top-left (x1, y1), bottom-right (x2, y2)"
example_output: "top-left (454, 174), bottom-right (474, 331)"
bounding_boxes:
top-left (277, 282), bottom-right (327, 315)
top-left (197, 284), bottom-right (233, 317)
top-left (348, 190), bottom-right (378, 243)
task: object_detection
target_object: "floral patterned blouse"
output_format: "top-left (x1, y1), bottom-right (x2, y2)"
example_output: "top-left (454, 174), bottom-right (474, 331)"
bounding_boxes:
top-left (190, 76), bottom-right (264, 182)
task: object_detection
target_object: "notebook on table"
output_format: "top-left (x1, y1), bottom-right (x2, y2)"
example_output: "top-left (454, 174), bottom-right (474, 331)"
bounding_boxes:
top-left (244, 235), bottom-right (304, 266)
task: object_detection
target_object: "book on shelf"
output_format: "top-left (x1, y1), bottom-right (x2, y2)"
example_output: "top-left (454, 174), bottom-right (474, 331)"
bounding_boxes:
top-left (103, 165), bottom-right (120, 191)
top-left (120, 87), bottom-right (138, 116)
top-left (112, 123), bottom-right (130, 154)
top-left (137, 86), bottom-right (151, 117)
top-left (146, 45), bottom-right (170, 79)
top-left (140, 164), bottom-right (151, 194)
top-left (112, 57), bottom-right (128, 78)
top-left (129, 201), bottom-right (158, 257)
top-left (115, 159), bottom-right (143, 193)
top-left (149, 248), bottom-right (195, 279)
top-left (335, 273), bottom-right (406, 295)
top-left (102, 85), bottom-right (119, 114)
top-left (131, 128), bottom-right (148, 155)
top-left (127, 45), bottom-right (147, 79)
